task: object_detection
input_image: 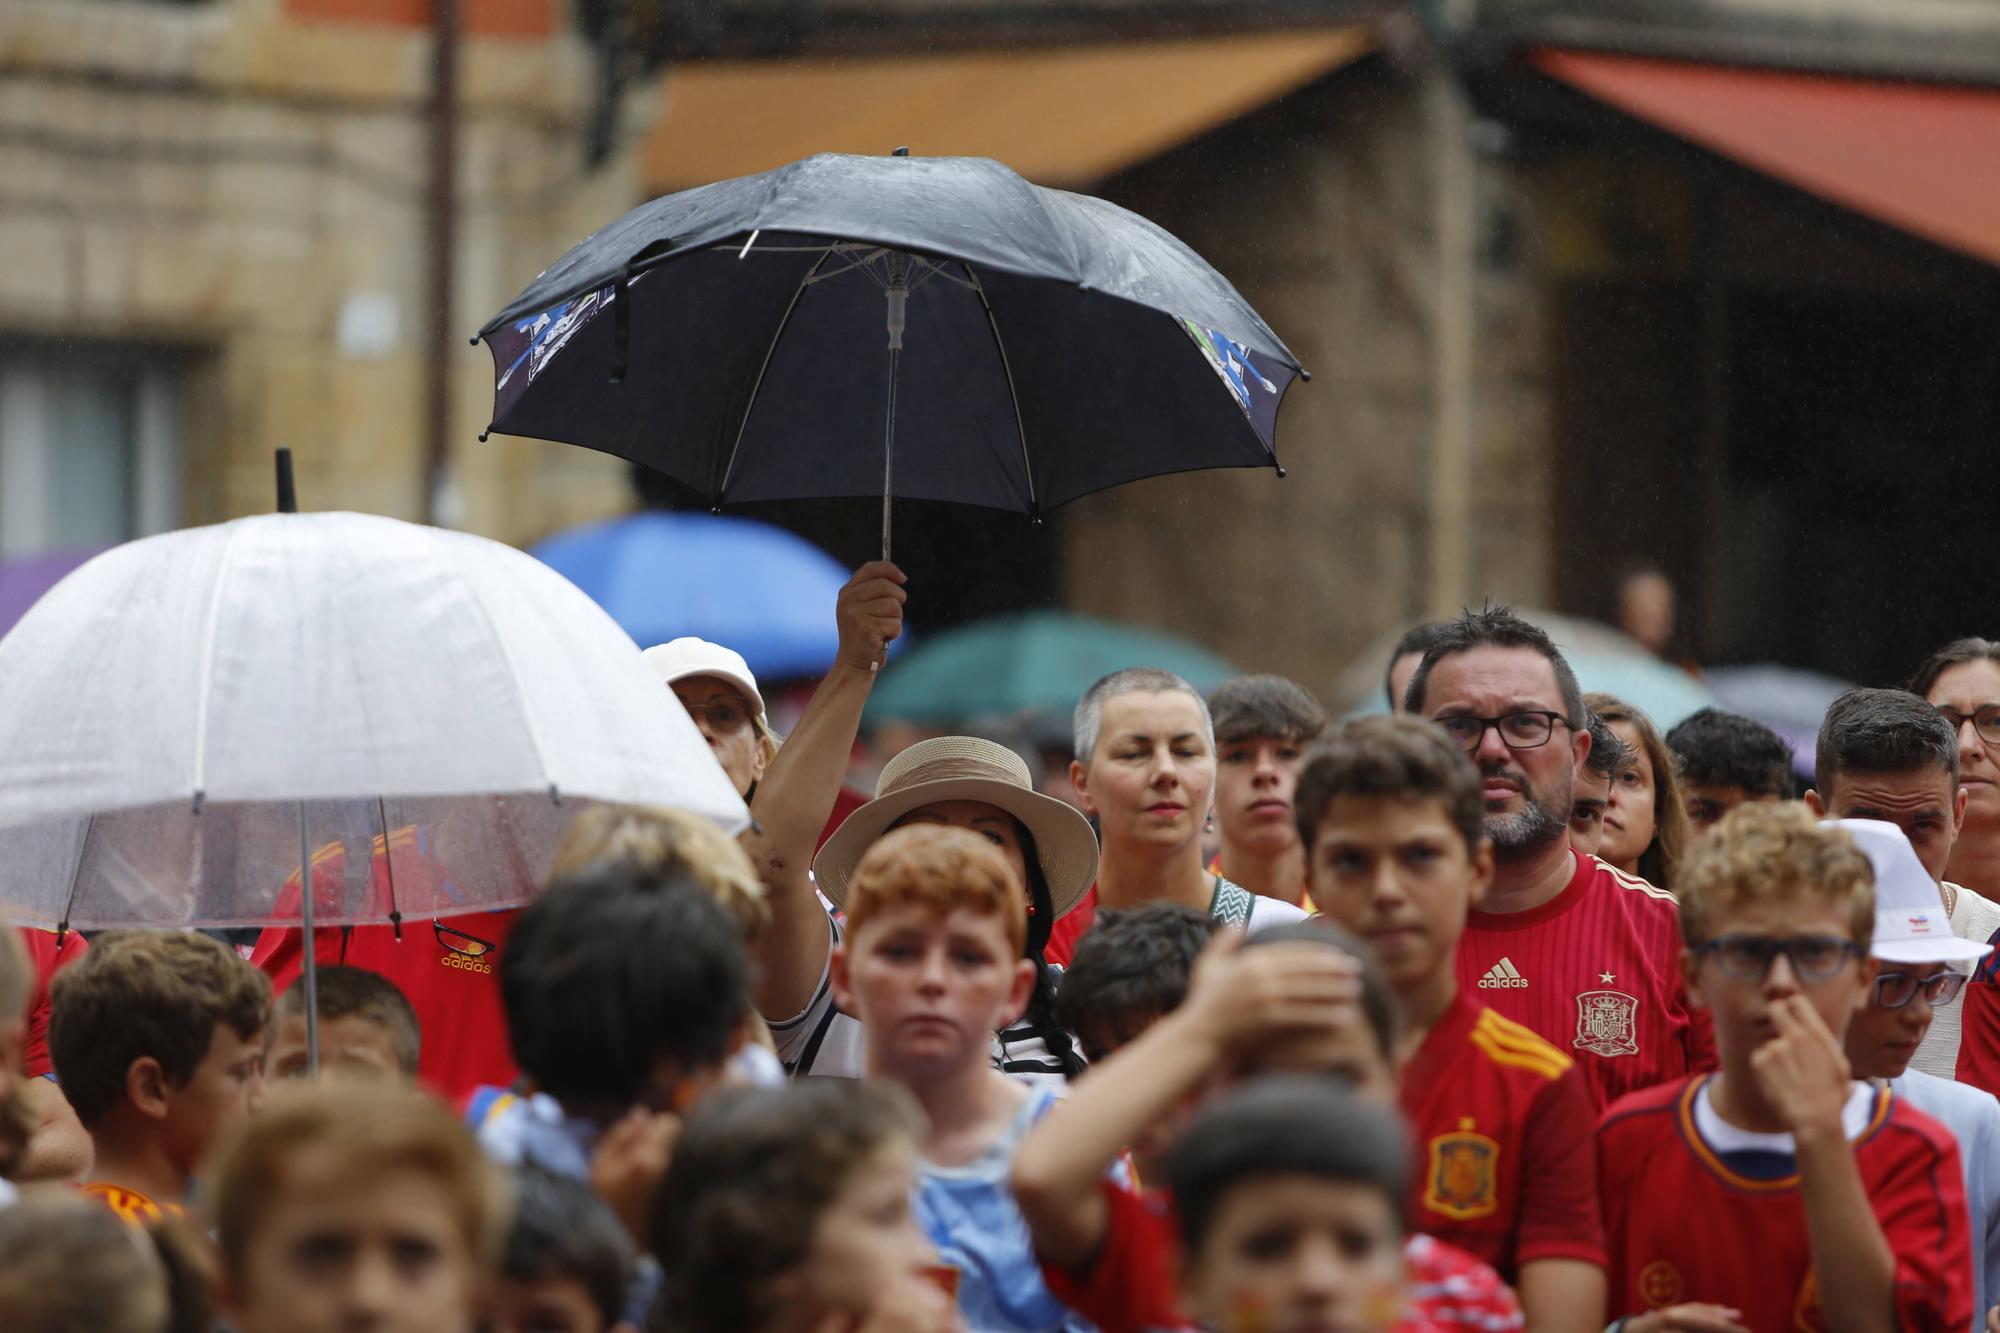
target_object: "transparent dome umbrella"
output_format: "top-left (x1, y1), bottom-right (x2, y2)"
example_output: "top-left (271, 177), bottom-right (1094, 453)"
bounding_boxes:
top-left (0, 509), bottom-right (747, 1070)
top-left (474, 151), bottom-right (1307, 561)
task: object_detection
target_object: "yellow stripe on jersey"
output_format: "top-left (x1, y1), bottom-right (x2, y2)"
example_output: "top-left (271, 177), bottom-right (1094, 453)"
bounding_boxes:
top-left (1470, 1011), bottom-right (1573, 1080)
top-left (1605, 863), bottom-right (1678, 902)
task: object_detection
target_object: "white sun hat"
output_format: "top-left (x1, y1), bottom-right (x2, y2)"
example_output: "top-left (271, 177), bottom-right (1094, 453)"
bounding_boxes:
top-left (1827, 818), bottom-right (1992, 966)
top-left (642, 637), bottom-right (766, 722)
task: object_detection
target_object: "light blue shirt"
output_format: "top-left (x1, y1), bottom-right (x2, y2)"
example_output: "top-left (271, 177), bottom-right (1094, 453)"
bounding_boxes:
top-left (1892, 1069), bottom-right (2000, 1329)
top-left (917, 1084), bottom-right (1094, 1333)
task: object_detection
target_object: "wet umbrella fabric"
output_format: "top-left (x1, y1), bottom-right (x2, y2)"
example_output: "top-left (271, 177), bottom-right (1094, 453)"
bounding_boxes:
top-left (0, 510), bottom-right (748, 931)
top-left (476, 152), bottom-right (1303, 549)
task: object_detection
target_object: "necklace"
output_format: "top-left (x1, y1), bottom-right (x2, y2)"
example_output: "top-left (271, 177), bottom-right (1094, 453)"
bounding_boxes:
top-left (1945, 881), bottom-right (1960, 917)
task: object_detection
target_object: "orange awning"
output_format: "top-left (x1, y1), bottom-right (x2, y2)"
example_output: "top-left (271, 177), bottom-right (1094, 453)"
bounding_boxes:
top-left (1535, 48), bottom-right (2000, 268)
top-left (646, 28), bottom-right (1372, 192)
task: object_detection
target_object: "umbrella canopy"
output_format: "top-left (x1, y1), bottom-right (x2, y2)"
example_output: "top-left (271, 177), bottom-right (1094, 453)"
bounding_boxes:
top-left (864, 610), bottom-right (1240, 726)
top-left (1703, 663), bottom-right (1855, 778)
top-left (532, 509), bottom-right (877, 680)
top-left (0, 511), bottom-right (747, 931)
top-left (1334, 610), bottom-right (1716, 732)
top-left (476, 152), bottom-right (1304, 551)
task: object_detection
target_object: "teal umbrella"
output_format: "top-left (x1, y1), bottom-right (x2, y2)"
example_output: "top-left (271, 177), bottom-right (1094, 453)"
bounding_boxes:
top-left (864, 611), bottom-right (1240, 726)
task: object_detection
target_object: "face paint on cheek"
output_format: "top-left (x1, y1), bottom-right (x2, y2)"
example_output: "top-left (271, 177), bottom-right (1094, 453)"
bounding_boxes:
top-left (1220, 1289), bottom-right (1273, 1333)
top-left (1364, 1277), bottom-right (1403, 1325)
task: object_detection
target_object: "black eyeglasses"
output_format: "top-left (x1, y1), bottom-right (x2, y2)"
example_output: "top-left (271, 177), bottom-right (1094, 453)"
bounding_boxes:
top-left (1436, 712), bottom-right (1569, 753)
top-left (1937, 704), bottom-right (2000, 749)
top-left (1874, 970), bottom-right (1968, 1010)
top-left (1695, 933), bottom-right (1861, 983)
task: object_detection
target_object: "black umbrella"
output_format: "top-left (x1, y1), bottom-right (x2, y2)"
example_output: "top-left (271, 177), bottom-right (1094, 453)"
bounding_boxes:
top-left (475, 151), bottom-right (1306, 557)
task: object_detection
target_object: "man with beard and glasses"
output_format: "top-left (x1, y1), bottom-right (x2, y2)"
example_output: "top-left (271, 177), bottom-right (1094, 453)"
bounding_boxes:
top-left (1406, 607), bottom-right (1714, 1109)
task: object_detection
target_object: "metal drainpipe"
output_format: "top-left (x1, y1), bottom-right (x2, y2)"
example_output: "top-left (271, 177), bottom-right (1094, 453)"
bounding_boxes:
top-left (423, 0), bottom-right (460, 526)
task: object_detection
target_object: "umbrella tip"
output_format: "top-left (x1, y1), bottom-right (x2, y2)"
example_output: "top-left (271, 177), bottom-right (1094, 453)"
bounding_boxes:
top-left (478, 430), bottom-right (490, 443)
top-left (1298, 367), bottom-right (1312, 382)
top-left (468, 334), bottom-right (481, 346)
top-left (275, 448), bottom-right (297, 514)
top-left (893, 145), bottom-right (910, 157)
top-left (1275, 465), bottom-right (1288, 479)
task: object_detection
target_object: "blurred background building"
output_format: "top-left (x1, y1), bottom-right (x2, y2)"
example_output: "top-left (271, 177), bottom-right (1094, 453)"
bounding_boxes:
top-left (4, 0), bottom-right (1998, 714)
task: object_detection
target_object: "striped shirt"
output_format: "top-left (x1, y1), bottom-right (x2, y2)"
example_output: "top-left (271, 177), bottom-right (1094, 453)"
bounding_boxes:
top-left (1453, 853), bottom-right (1714, 1110)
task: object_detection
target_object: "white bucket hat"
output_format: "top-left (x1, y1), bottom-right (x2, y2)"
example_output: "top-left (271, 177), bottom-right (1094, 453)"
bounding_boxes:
top-left (813, 736), bottom-right (1098, 917)
top-left (1827, 818), bottom-right (1992, 966)
top-left (642, 637), bottom-right (766, 722)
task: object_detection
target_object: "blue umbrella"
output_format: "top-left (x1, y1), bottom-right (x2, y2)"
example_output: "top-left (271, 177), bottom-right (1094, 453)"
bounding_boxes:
top-left (531, 510), bottom-right (868, 681)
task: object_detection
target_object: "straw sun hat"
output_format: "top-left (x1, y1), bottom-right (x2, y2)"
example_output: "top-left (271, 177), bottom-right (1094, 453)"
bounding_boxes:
top-left (812, 736), bottom-right (1098, 916)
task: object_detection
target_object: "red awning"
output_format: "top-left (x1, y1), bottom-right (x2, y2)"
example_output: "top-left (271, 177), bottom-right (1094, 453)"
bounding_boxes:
top-left (1535, 48), bottom-right (2000, 268)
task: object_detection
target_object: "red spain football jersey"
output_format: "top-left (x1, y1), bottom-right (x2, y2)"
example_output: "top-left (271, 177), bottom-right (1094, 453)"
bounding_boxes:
top-left (79, 1181), bottom-right (186, 1228)
top-left (251, 827), bottom-right (519, 1102)
top-left (1397, 988), bottom-right (1606, 1282)
top-left (1453, 853), bottom-right (1714, 1110)
top-left (20, 926), bottom-right (87, 1079)
top-left (1598, 1076), bottom-right (1972, 1331)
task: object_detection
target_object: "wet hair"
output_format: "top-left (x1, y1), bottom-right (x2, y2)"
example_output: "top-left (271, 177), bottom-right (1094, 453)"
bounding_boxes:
top-left (206, 1080), bottom-right (510, 1280)
top-left (1403, 605), bottom-right (1585, 728)
top-left (1385, 621), bottom-right (1451, 710)
top-left (1294, 716), bottom-right (1485, 856)
top-left (274, 966), bottom-right (420, 1076)
top-left (1208, 675), bottom-right (1331, 747)
top-left (0, 1196), bottom-right (169, 1333)
top-left (1074, 667), bottom-right (1214, 763)
top-left (504, 1167), bottom-right (634, 1329)
top-left (1165, 1075), bottom-right (1409, 1255)
top-left (49, 929), bottom-right (271, 1128)
top-left (1678, 802), bottom-right (1874, 950)
top-left (1665, 708), bottom-right (1794, 798)
top-left (550, 803), bottom-right (770, 941)
top-left (843, 823), bottom-right (1028, 958)
top-left (1909, 638), bottom-right (2000, 700)
top-left (1055, 904), bottom-right (1215, 1050)
top-left (1815, 687), bottom-right (1959, 795)
top-left (651, 1079), bottom-right (926, 1333)
top-left (1583, 711), bottom-right (1636, 780)
top-left (502, 861), bottom-right (750, 1109)
top-left (1586, 694), bottom-right (1691, 890)
top-left (1242, 919), bottom-right (1400, 1064)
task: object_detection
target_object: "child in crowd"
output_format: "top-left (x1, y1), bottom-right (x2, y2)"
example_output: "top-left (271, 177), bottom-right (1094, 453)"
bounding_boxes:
top-left (471, 860), bottom-right (751, 1181)
top-left (206, 1080), bottom-right (509, 1333)
top-left (495, 1166), bottom-right (638, 1333)
top-left (1833, 818), bottom-right (2000, 1325)
top-left (1165, 1076), bottom-right (1418, 1333)
top-left (1055, 903), bottom-right (1214, 1066)
top-left (1588, 693), bottom-right (1691, 892)
top-left (1597, 802), bottom-right (1972, 1330)
top-left (649, 1079), bottom-right (954, 1333)
top-left (830, 822), bottom-right (1085, 1331)
top-left (1206, 674), bottom-right (1331, 906)
top-left (0, 1195), bottom-right (174, 1332)
top-left (1297, 715), bottom-right (1606, 1329)
top-left (1664, 707), bottom-right (1795, 833)
top-left (1570, 711), bottom-right (1633, 859)
top-left (1013, 918), bottom-right (1524, 1333)
top-left (47, 929), bottom-right (268, 1222)
top-left (266, 964), bottom-right (420, 1082)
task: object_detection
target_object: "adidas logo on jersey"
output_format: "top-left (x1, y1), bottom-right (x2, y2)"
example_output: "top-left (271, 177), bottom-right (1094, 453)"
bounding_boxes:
top-left (1478, 958), bottom-right (1528, 989)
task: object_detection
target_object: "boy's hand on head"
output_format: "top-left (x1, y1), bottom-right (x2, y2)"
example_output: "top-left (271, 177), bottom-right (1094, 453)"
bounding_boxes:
top-left (1178, 930), bottom-right (1363, 1055)
top-left (1626, 1305), bottom-right (1750, 1333)
top-left (589, 1107), bottom-right (682, 1246)
top-left (1749, 994), bottom-right (1853, 1142)
top-left (836, 561), bottom-right (908, 672)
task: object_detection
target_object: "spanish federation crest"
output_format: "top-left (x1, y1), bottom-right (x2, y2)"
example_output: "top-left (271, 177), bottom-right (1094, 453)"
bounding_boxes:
top-left (1423, 1121), bottom-right (1500, 1220)
top-left (1573, 989), bottom-right (1640, 1057)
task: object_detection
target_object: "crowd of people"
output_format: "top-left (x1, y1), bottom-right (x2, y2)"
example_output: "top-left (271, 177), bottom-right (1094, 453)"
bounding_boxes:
top-left (4, 558), bottom-right (2000, 1333)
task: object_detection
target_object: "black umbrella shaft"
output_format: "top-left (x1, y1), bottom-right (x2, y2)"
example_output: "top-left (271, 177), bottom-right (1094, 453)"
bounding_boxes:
top-left (881, 265), bottom-right (909, 564)
top-left (882, 343), bottom-right (899, 563)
